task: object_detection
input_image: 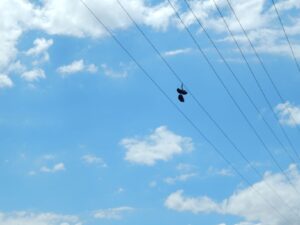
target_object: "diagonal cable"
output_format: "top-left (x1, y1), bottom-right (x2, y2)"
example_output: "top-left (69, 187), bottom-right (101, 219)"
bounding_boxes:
top-left (80, 0), bottom-right (298, 221)
top-left (116, 0), bottom-right (300, 215)
top-left (167, 0), bottom-right (300, 196)
top-left (183, 0), bottom-right (298, 164)
top-left (271, 0), bottom-right (300, 75)
top-left (222, 0), bottom-right (300, 163)
top-left (209, 0), bottom-right (300, 195)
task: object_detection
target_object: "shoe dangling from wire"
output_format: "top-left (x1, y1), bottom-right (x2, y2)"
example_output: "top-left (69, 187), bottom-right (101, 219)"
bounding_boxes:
top-left (177, 83), bottom-right (188, 102)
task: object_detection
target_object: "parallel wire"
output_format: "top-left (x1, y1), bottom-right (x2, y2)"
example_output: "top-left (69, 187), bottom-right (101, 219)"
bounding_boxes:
top-left (223, 0), bottom-right (300, 163)
top-left (271, 0), bottom-right (300, 74)
top-left (116, 0), bottom-right (300, 217)
top-left (183, 0), bottom-right (298, 165)
top-left (269, 0), bottom-right (300, 136)
top-left (79, 0), bottom-right (296, 221)
top-left (209, 0), bottom-right (300, 195)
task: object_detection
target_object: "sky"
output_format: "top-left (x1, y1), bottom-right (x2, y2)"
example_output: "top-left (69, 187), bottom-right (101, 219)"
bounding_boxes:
top-left (1, 0), bottom-right (300, 224)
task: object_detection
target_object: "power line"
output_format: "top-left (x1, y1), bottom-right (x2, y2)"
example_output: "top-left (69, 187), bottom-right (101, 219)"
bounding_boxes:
top-left (115, 0), bottom-right (300, 216)
top-left (182, 0), bottom-right (298, 164)
top-left (223, 0), bottom-right (300, 163)
top-left (166, 0), bottom-right (300, 195)
top-left (209, 0), bottom-right (300, 195)
top-left (79, 0), bottom-right (297, 221)
top-left (271, 0), bottom-right (300, 75)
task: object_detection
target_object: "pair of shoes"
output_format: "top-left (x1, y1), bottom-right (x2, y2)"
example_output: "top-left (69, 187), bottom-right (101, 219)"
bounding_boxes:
top-left (177, 84), bottom-right (188, 103)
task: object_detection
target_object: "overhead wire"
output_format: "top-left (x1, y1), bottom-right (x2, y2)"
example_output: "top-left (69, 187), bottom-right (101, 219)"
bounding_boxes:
top-left (269, 0), bottom-right (300, 136)
top-left (166, 0), bottom-right (300, 195)
top-left (182, 0), bottom-right (298, 164)
top-left (271, 0), bottom-right (300, 75)
top-left (208, 0), bottom-right (300, 195)
top-left (222, 0), bottom-right (300, 163)
top-left (79, 0), bottom-right (298, 221)
top-left (115, 0), bottom-right (300, 217)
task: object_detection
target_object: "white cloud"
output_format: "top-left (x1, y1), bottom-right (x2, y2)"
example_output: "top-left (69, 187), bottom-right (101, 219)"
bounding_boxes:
top-left (0, 211), bottom-right (82, 225)
top-left (82, 154), bottom-right (107, 167)
top-left (275, 101), bottom-right (300, 127)
top-left (165, 164), bottom-right (300, 225)
top-left (0, 74), bottom-right (13, 88)
top-left (34, 0), bottom-right (175, 38)
top-left (26, 38), bottom-right (53, 65)
top-left (101, 63), bottom-right (128, 78)
top-left (163, 48), bottom-right (192, 57)
top-left (93, 207), bottom-right (134, 220)
top-left (164, 173), bottom-right (197, 185)
top-left (57, 59), bottom-right (97, 76)
top-left (0, 0), bottom-right (174, 76)
top-left (21, 69), bottom-right (46, 82)
top-left (181, 0), bottom-right (300, 59)
top-left (121, 126), bottom-right (194, 166)
top-left (57, 60), bottom-right (84, 75)
top-left (2, 0), bottom-right (300, 80)
top-left (26, 38), bottom-right (53, 56)
top-left (165, 190), bottom-right (222, 214)
top-left (40, 163), bottom-right (65, 173)
top-left (0, 0), bottom-right (35, 70)
top-left (7, 61), bottom-right (26, 74)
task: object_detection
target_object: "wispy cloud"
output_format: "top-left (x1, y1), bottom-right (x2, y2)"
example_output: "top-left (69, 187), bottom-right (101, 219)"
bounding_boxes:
top-left (163, 48), bottom-right (192, 57)
top-left (101, 63), bottom-right (128, 78)
top-left (40, 163), bottom-right (65, 173)
top-left (93, 207), bottom-right (134, 220)
top-left (82, 154), bottom-right (107, 167)
top-left (164, 173), bottom-right (197, 185)
top-left (21, 69), bottom-right (46, 82)
top-left (208, 167), bottom-right (234, 177)
top-left (57, 59), bottom-right (98, 76)
top-left (0, 211), bottom-right (81, 225)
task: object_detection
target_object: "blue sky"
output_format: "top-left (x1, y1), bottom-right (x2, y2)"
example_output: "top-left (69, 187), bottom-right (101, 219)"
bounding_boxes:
top-left (1, 0), bottom-right (300, 225)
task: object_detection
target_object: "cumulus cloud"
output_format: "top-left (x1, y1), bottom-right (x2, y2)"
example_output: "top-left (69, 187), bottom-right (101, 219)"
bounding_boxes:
top-left (40, 163), bottom-right (65, 173)
top-left (165, 190), bottom-right (222, 214)
top-left (165, 165), bottom-right (300, 225)
top-left (93, 207), bottom-right (134, 220)
top-left (275, 101), bottom-right (300, 127)
top-left (0, 74), bottom-right (13, 88)
top-left (0, 0), bottom-right (174, 75)
top-left (0, 0), bottom-right (35, 70)
top-left (57, 59), bottom-right (97, 75)
top-left (1, 0), bottom-right (300, 80)
top-left (26, 38), bottom-right (53, 56)
top-left (121, 126), bottom-right (194, 166)
top-left (82, 154), bottom-right (107, 167)
top-left (26, 38), bottom-right (53, 65)
top-left (180, 0), bottom-right (300, 58)
top-left (0, 211), bottom-right (82, 225)
top-left (21, 69), bottom-right (46, 82)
